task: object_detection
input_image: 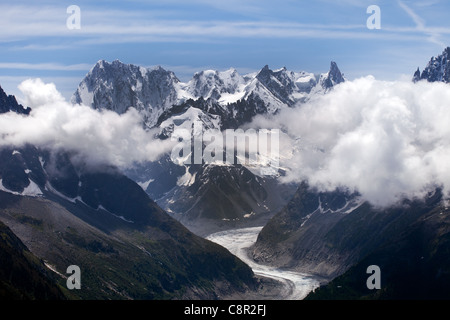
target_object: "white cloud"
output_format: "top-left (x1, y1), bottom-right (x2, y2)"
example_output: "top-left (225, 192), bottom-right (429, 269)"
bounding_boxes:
top-left (250, 77), bottom-right (450, 207)
top-left (398, 0), bottom-right (426, 29)
top-left (3, 76), bottom-right (450, 209)
top-left (18, 79), bottom-right (65, 108)
top-left (0, 78), bottom-right (174, 169)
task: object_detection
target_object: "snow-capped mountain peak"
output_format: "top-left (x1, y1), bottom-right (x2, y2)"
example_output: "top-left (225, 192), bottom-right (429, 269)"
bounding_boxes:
top-left (72, 60), bottom-right (183, 128)
top-left (241, 62), bottom-right (345, 108)
top-left (184, 68), bottom-right (246, 102)
top-left (254, 64), bottom-right (298, 105)
top-left (322, 61), bottom-right (346, 89)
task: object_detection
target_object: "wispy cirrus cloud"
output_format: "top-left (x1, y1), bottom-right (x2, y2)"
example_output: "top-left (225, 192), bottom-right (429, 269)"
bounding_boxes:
top-left (0, 3), bottom-right (437, 45)
top-left (0, 62), bottom-right (92, 71)
top-left (397, 0), bottom-right (447, 47)
top-left (398, 0), bottom-right (426, 29)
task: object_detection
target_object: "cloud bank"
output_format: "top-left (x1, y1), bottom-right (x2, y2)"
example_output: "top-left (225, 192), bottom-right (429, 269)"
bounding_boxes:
top-left (0, 78), bottom-right (174, 169)
top-left (3, 77), bottom-right (450, 208)
top-left (250, 76), bottom-right (450, 207)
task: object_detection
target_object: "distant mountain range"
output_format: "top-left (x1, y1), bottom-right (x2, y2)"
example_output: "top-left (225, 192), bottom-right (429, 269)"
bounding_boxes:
top-left (72, 60), bottom-right (344, 234)
top-left (0, 219), bottom-right (66, 299)
top-left (72, 60), bottom-right (345, 129)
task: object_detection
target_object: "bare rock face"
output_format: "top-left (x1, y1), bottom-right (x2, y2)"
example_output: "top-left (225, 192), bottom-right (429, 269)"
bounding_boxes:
top-left (72, 60), bottom-right (181, 128)
top-left (413, 47), bottom-right (450, 83)
top-left (0, 85), bottom-right (31, 115)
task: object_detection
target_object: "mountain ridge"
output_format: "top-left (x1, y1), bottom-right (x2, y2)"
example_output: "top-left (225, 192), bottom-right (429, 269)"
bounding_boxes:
top-left (72, 60), bottom-right (345, 129)
top-left (413, 47), bottom-right (450, 83)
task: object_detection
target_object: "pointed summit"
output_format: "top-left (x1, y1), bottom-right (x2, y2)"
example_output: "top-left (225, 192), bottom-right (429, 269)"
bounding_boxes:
top-left (321, 61), bottom-right (345, 90)
top-left (0, 85), bottom-right (31, 115)
top-left (255, 65), bottom-right (273, 84)
top-left (413, 67), bottom-right (421, 83)
top-left (329, 61), bottom-right (345, 84)
top-left (255, 65), bottom-right (298, 105)
top-left (72, 60), bottom-right (348, 130)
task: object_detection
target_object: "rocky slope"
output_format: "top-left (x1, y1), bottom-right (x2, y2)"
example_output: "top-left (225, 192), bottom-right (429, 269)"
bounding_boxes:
top-left (0, 143), bottom-right (257, 299)
top-left (0, 220), bottom-right (66, 300)
top-left (0, 87), bottom-right (261, 299)
top-left (306, 200), bottom-right (450, 300)
top-left (252, 183), bottom-right (445, 280)
top-left (158, 164), bottom-right (296, 236)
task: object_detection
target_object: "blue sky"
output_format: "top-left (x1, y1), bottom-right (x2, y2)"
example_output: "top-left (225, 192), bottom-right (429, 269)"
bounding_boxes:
top-left (1, 0), bottom-right (450, 100)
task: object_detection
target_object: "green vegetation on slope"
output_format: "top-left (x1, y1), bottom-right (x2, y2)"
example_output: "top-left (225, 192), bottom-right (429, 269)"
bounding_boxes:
top-left (0, 220), bottom-right (66, 300)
